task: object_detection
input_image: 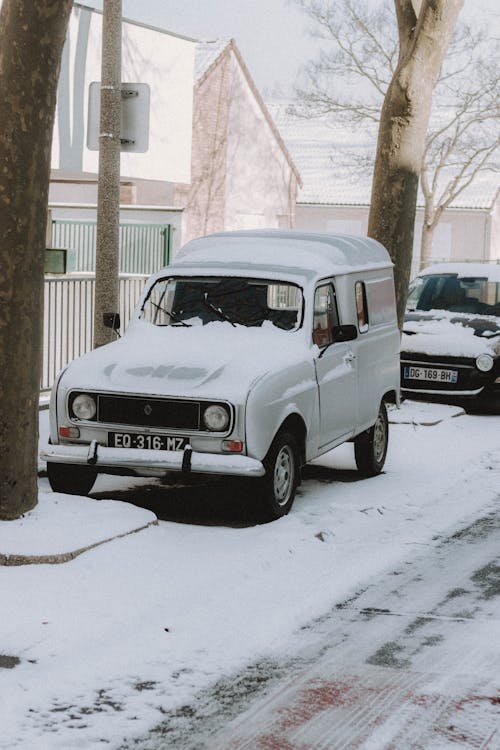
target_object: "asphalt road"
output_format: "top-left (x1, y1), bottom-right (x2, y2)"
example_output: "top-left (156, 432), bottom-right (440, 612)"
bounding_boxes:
top-left (120, 499), bottom-right (500, 749)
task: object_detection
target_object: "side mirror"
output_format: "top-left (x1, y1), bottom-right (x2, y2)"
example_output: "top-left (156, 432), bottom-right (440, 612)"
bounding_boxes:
top-left (103, 312), bottom-right (121, 331)
top-left (331, 324), bottom-right (358, 343)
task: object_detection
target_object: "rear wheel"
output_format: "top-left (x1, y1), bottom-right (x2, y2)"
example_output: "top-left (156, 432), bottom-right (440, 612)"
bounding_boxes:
top-left (47, 462), bottom-right (97, 496)
top-left (354, 401), bottom-right (388, 477)
top-left (258, 430), bottom-right (299, 521)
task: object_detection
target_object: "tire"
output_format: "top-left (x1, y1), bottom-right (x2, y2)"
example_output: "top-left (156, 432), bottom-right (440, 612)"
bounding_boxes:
top-left (47, 462), bottom-right (97, 496)
top-left (354, 401), bottom-right (388, 477)
top-left (258, 430), bottom-right (299, 521)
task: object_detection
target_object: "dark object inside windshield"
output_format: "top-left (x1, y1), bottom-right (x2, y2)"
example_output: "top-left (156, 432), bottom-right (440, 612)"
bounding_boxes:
top-left (406, 274), bottom-right (500, 316)
top-left (141, 276), bottom-right (303, 330)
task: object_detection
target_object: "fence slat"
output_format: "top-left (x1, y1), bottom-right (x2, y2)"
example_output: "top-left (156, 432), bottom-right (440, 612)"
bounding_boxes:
top-left (42, 274), bottom-right (147, 392)
top-left (51, 220), bottom-right (169, 275)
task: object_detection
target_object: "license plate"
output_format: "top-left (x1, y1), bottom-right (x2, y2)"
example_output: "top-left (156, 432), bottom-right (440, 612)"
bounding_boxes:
top-left (109, 432), bottom-right (188, 451)
top-left (404, 366), bottom-right (458, 384)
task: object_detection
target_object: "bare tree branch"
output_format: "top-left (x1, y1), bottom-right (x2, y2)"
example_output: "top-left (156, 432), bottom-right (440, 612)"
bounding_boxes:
top-left (292, 0), bottom-right (499, 274)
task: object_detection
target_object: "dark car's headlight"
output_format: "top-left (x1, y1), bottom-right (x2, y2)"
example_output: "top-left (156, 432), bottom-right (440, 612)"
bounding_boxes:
top-left (476, 354), bottom-right (494, 372)
top-left (202, 404), bottom-right (230, 431)
top-left (70, 393), bottom-right (97, 420)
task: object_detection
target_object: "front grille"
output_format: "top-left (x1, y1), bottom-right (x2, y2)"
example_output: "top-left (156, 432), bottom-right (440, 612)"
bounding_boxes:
top-left (97, 395), bottom-right (200, 430)
top-left (400, 352), bottom-right (488, 392)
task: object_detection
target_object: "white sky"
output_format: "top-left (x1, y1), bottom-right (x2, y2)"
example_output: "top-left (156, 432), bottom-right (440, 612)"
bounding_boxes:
top-left (81, 0), bottom-right (499, 96)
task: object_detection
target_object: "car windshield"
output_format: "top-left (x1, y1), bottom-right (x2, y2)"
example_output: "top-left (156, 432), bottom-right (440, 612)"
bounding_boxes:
top-left (140, 276), bottom-right (303, 330)
top-left (406, 274), bottom-right (500, 316)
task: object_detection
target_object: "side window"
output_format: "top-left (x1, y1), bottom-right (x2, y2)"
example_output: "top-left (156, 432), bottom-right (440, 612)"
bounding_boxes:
top-left (355, 281), bottom-right (369, 333)
top-left (313, 284), bottom-right (339, 347)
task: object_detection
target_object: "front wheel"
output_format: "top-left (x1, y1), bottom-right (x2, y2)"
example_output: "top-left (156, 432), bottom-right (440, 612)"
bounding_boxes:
top-left (258, 431), bottom-right (299, 521)
top-left (47, 462), bottom-right (97, 496)
top-left (354, 401), bottom-right (389, 477)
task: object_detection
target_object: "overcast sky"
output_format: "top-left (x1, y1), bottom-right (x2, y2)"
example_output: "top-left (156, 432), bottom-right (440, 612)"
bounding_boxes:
top-left (82, 0), bottom-right (499, 97)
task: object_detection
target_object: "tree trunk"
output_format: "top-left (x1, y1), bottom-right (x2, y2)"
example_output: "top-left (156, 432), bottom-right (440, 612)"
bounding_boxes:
top-left (0, 0), bottom-right (73, 520)
top-left (419, 222), bottom-right (436, 269)
top-left (368, 0), bottom-right (463, 328)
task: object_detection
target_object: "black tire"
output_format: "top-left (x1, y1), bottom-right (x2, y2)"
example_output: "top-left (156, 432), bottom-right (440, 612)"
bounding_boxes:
top-left (47, 462), bottom-right (97, 496)
top-left (354, 401), bottom-right (389, 477)
top-left (258, 430), bottom-right (299, 521)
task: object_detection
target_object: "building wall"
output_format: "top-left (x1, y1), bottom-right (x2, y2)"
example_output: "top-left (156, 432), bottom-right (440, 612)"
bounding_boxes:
top-left (490, 194), bottom-right (500, 262)
top-left (175, 47), bottom-right (297, 246)
top-left (52, 3), bottom-right (194, 184)
top-left (174, 52), bottom-right (232, 244)
top-left (296, 203), bottom-right (498, 278)
top-left (224, 55), bottom-right (295, 232)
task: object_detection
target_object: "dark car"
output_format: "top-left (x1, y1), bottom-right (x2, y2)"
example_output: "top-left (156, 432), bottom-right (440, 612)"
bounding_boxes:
top-left (401, 263), bottom-right (500, 409)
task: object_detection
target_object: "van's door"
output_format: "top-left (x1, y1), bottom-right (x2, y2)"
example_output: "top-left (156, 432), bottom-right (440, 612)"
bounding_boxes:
top-left (313, 282), bottom-right (357, 447)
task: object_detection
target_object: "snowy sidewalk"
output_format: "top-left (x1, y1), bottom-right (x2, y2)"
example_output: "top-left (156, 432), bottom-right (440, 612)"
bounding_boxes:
top-left (0, 400), bottom-right (498, 750)
top-left (0, 409), bottom-right (157, 566)
top-left (0, 494), bottom-right (157, 566)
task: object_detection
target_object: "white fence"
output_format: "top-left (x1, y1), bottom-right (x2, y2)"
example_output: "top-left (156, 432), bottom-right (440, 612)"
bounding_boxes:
top-left (42, 274), bottom-right (148, 392)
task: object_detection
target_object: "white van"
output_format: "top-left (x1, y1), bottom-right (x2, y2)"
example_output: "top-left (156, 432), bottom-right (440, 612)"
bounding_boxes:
top-left (42, 231), bottom-right (400, 520)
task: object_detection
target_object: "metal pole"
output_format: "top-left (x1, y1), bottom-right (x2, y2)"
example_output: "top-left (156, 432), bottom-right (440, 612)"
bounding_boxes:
top-left (93, 0), bottom-right (122, 348)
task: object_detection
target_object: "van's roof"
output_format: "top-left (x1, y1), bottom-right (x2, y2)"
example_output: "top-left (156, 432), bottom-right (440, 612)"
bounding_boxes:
top-left (169, 230), bottom-right (392, 282)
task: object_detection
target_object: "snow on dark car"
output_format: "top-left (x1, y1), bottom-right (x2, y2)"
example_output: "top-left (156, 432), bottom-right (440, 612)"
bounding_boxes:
top-left (401, 263), bottom-right (500, 407)
top-left (41, 230), bottom-right (400, 520)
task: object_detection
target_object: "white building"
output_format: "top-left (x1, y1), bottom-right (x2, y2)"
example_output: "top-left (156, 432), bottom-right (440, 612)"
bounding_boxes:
top-left (48, 5), bottom-right (299, 261)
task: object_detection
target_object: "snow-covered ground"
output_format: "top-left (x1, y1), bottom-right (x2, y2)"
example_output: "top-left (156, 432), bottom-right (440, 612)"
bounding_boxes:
top-left (0, 401), bottom-right (499, 749)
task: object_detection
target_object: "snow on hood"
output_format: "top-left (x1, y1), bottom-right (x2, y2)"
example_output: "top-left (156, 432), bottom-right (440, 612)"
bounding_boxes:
top-left (59, 319), bottom-right (309, 402)
top-left (402, 310), bottom-right (500, 357)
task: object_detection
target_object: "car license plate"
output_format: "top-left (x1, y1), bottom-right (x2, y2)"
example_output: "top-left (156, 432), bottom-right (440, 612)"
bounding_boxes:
top-left (404, 366), bottom-right (458, 383)
top-left (109, 432), bottom-right (188, 451)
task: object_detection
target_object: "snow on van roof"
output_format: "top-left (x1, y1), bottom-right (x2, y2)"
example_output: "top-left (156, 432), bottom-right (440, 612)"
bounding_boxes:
top-left (172, 230), bottom-right (392, 280)
top-left (419, 262), bottom-right (500, 282)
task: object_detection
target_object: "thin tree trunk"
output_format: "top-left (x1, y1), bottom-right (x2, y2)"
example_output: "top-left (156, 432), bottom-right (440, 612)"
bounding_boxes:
top-left (368, 0), bottom-right (463, 328)
top-left (419, 222), bottom-right (436, 269)
top-left (0, 0), bottom-right (73, 520)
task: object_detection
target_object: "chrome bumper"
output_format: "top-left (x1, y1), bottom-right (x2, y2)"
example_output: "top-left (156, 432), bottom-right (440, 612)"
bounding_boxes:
top-left (40, 442), bottom-right (265, 478)
top-left (402, 386), bottom-right (483, 396)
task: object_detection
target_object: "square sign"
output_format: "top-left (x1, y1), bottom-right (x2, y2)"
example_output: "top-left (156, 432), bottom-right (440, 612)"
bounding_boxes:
top-left (87, 82), bottom-right (151, 153)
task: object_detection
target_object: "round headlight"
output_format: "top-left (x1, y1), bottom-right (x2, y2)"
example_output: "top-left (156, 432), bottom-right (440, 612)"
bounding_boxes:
top-left (202, 404), bottom-right (230, 431)
top-left (71, 393), bottom-right (97, 420)
top-left (476, 354), bottom-right (494, 372)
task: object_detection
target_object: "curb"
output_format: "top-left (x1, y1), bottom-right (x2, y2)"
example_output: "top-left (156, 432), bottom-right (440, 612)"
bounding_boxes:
top-left (0, 519), bottom-right (158, 567)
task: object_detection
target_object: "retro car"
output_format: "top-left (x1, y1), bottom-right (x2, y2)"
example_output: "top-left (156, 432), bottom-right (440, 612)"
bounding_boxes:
top-left (401, 263), bottom-right (500, 408)
top-left (41, 230), bottom-right (400, 520)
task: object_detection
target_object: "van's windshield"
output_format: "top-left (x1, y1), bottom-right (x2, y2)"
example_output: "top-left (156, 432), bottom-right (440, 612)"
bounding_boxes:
top-left (140, 276), bottom-right (304, 330)
top-left (406, 274), bottom-right (500, 316)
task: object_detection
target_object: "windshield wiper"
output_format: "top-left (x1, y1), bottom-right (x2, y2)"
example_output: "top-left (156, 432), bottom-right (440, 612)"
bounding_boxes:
top-left (202, 293), bottom-right (236, 327)
top-left (149, 301), bottom-right (191, 327)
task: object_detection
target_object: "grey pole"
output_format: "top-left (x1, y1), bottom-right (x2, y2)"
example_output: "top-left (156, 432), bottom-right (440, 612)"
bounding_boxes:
top-left (93, 0), bottom-right (122, 348)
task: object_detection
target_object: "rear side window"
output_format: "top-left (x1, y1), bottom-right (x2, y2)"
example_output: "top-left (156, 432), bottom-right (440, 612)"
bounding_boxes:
top-left (365, 276), bottom-right (397, 326)
top-left (355, 281), bottom-right (369, 333)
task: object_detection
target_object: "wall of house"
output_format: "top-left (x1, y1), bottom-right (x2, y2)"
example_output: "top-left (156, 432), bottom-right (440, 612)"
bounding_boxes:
top-left (175, 49), bottom-right (297, 245)
top-left (174, 52), bottom-right (232, 244)
top-left (296, 203), bottom-right (498, 278)
top-left (224, 56), bottom-right (295, 233)
top-left (490, 195), bottom-right (500, 262)
top-left (51, 3), bottom-right (194, 184)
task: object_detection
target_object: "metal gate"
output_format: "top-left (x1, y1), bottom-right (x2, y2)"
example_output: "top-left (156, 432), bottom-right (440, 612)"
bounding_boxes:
top-left (42, 274), bottom-right (147, 391)
top-left (50, 220), bottom-right (171, 274)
